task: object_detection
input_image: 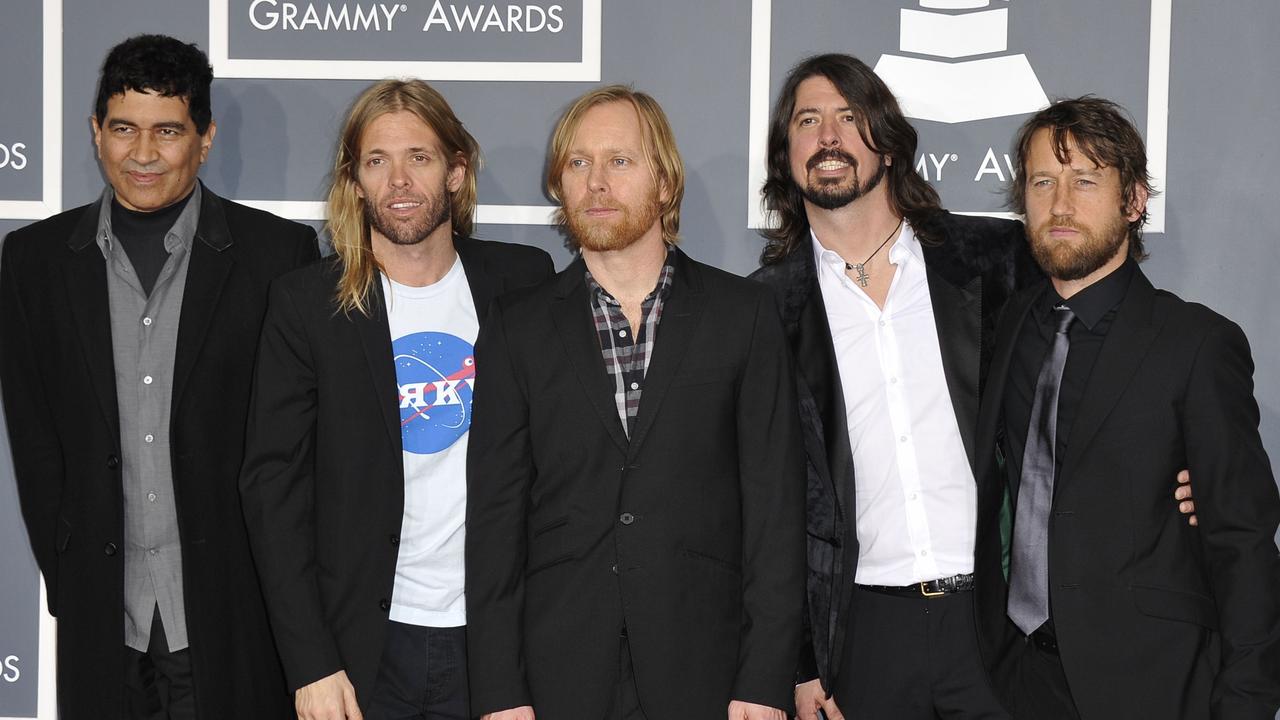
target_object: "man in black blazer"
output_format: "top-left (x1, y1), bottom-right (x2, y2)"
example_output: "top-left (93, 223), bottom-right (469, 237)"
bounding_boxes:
top-left (239, 79), bottom-right (552, 720)
top-left (0, 35), bottom-right (318, 720)
top-left (975, 96), bottom-right (1280, 719)
top-left (749, 54), bottom-right (1039, 720)
top-left (465, 86), bottom-right (805, 720)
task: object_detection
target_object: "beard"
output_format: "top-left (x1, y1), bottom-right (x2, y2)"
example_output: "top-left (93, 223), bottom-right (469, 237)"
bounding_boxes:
top-left (565, 192), bottom-right (663, 253)
top-left (363, 179), bottom-right (451, 246)
top-left (1029, 213), bottom-right (1129, 281)
top-left (799, 148), bottom-right (888, 210)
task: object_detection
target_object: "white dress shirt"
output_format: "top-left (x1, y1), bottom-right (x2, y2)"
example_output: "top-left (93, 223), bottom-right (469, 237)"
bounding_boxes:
top-left (813, 223), bottom-right (976, 585)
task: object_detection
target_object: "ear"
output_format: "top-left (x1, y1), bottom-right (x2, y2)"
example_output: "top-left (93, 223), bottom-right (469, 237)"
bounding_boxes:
top-left (200, 120), bottom-right (217, 164)
top-left (447, 155), bottom-right (465, 194)
top-left (883, 153), bottom-right (892, 167)
top-left (90, 116), bottom-right (103, 160)
top-left (1125, 183), bottom-right (1149, 223)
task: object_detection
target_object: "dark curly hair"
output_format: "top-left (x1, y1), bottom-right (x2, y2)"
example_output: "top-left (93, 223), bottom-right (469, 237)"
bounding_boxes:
top-left (1009, 96), bottom-right (1156, 260)
top-left (759, 53), bottom-right (941, 265)
top-left (94, 34), bottom-right (214, 134)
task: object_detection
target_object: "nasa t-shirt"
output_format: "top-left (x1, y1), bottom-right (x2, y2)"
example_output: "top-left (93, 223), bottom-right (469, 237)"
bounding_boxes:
top-left (382, 258), bottom-right (477, 628)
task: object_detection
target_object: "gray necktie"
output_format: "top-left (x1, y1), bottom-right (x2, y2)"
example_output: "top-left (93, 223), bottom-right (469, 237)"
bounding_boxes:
top-left (1008, 305), bottom-right (1075, 636)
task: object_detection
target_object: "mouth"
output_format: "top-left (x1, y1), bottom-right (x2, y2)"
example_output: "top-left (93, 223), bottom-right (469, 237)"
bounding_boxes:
top-left (127, 171), bottom-right (162, 184)
top-left (385, 198), bottom-right (424, 216)
top-left (807, 150), bottom-right (855, 174)
top-left (583, 206), bottom-right (619, 217)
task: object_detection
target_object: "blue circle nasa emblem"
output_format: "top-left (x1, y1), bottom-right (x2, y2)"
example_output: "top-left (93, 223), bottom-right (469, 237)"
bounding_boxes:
top-left (393, 332), bottom-right (476, 454)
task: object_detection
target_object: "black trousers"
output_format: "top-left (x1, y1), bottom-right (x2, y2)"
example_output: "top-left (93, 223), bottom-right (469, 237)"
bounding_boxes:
top-left (831, 587), bottom-right (1011, 720)
top-left (124, 607), bottom-right (197, 720)
top-left (366, 622), bottom-right (470, 720)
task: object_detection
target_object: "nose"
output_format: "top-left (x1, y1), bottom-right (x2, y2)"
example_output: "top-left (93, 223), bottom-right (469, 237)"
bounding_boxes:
top-left (818, 119), bottom-right (840, 149)
top-left (586, 162), bottom-right (608, 193)
top-left (1050, 182), bottom-right (1072, 218)
top-left (388, 160), bottom-right (411, 189)
top-left (132, 129), bottom-right (159, 164)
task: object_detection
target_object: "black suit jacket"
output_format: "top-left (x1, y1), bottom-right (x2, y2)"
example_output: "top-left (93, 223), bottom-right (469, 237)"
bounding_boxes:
top-left (975, 269), bottom-right (1280, 719)
top-left (465, 248), bottom-right (806, 719)
top-left (748, 211), bottom-right (1038, 690)
top-left (238, 236), bottom-right (553, 707)
top-left (0, 185), bottom-right (318, 720)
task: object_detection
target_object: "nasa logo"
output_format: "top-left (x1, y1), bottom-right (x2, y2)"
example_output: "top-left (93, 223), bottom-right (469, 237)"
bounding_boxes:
top-left (394, 331), bottom-right (475, 454)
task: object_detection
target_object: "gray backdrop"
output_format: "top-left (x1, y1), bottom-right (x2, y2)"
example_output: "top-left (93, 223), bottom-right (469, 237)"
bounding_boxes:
top-left (1, 0), bottom-right (1277, 716)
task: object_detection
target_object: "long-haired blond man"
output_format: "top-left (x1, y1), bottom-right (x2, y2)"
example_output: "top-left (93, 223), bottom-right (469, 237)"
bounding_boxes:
top-left (240, 78), bottom-right (553, 720)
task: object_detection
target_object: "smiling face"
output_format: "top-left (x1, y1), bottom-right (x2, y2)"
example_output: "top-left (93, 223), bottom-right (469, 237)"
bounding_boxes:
top-left (1023, 128), bottom-right (1147, 281)
top-left (355, 110), bottom-right (463, 247)
top-left (786, 75), bottom-right (887, 211)
top-left (558, 100), bottom-right (667, 253)
top-left (92, 89), bottom-right (215, 212)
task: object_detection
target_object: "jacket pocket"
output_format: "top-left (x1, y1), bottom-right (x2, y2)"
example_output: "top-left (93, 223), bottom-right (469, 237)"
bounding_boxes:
top-left (1130, 583), bottom-right (1218, 630)
top-left (682, 547), bottom-right (742, 576)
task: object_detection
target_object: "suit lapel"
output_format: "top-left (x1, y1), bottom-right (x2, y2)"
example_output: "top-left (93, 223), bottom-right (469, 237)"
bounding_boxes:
top-left (455, 235), bottom-right (501, 324)
top-left (64, 201), bottom-right (120, 440)
top-left (550, 258), bottom-right (630, 454)
top-left (1057, 270), bottom-right (1160, 481)
top-left (172, 191), bottom-right (235, 410)
top-left (923, 245), bottom-right (983, 473)
top-left (355, 278), bottom-right (402, 452)
top-left (976, 282), bottom-right (1042, 476)
top-left (625, 249), bottom-right (704, 459)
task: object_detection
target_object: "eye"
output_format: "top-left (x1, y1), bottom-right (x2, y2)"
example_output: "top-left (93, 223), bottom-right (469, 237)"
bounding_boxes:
top-left (1031, 179), bottom-right (1053, 189)
top-left (797, 117), bottom-right (816, 127)
top-left (111, 126), bottom-right (135, 136)
top-left (840, 113), bottom-right (857, 123)
top-left (568, 158), bottom-right (588, 168)
top-left (611, 157), bottom-right (629, 167)
top-left (366, 157), bottom-right (385, 167)
top-left (1075, 178), bottom-right (1096, 187)
top-left (411, 153), bottom-right (429, 163)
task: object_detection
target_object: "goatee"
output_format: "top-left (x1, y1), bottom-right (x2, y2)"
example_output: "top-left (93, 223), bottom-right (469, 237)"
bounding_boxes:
top-left (800, 149), bottom-right (888, 210)
top-left (1030, 214), bottom-right (1129, 281)
top-left (364, 186), bottom-right (451, 246)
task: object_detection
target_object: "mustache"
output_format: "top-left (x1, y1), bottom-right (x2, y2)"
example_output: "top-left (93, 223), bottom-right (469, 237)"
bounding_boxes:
top-left (1039, 215), bottom-right (1085, 232)
top-left (806, 148), bottom-right (856, 171)
top-left (122, 160), bottom-right (167, 173)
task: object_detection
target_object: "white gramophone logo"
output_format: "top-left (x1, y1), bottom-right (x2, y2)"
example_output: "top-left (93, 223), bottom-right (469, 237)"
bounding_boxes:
top-left (874, 0), bottom-right (1048, 124)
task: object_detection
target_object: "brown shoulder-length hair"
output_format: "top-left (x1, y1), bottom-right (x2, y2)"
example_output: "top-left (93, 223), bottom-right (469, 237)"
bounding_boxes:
top-left (328, 78), bottom-right (480, 315)
top-left (545, 85), bottom-right (685, 247)
top-left (1008, 96), bottom-right (1157, 261)
top-left (759, 53), bottom-right (941, 265)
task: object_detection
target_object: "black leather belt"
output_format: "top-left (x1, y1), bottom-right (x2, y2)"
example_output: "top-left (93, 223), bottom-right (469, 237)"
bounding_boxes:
top-left (857, 573), bottom-right (975, 598)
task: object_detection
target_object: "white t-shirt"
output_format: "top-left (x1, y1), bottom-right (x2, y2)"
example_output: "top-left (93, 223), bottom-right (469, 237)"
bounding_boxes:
top-left (382, 258), bottom-right (477, 627)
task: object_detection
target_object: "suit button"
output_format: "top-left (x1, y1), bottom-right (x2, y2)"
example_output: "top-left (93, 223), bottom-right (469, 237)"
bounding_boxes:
top-left (389, 535), bottom-right (399, 545)
top-left (104, 542), bottom-right (117, 556)
top-left (106, 455), bottom-right (120, 470)
top-left (379, 598), bottom-right (390, 611)
top-left (619, 513), bottom-right (635, 525)
top-left (611, 564), bottom-right (618, 574)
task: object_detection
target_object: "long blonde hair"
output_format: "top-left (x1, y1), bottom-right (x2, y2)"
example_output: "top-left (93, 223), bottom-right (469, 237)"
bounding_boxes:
top-left (545, 85), bottom-right (684, 246)
top-left (328, 78), bottom-right (480, 315)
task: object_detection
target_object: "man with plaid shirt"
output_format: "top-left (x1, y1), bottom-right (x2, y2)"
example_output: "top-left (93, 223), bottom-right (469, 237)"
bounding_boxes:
top-left (465, 86), bottom-right (806, 720)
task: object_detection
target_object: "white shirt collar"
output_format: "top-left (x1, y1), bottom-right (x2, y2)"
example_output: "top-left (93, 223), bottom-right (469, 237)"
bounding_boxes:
top-left (810, 219), bottom-right (922, 273)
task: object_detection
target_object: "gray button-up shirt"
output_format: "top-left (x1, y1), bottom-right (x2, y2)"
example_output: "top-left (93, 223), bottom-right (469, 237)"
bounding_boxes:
top-left (96, 185), bottom-right (199, 652)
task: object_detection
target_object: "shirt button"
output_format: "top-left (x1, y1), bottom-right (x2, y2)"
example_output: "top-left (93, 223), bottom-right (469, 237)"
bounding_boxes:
top-left (147, 492), bottom-right (157, 502)
top-left (143, 375), bottom-right (153, 385)
top-left (142, 317), bottom-right (153, 327)
top-left (879, 319), bottom-right (887, 327)
top-left (149, 548), bottom-right (158, 556)
top-left (890, 377), bottom-right (898, 384)
top-left (909, 493), bottom-right (918, 501)
top-left (899, 435), bottom-right (908, 443)
top-left (920, 550), bottom-right (929, 557)
top-left (619, 512), bottom-right (636, 525)
top-left (144, 434), bottom-right (154, 444)
top-left (104, 542), bottom-right (118, 556)
top-left (618, 329), bottom-right (628, 338)
top-left (629, 382), bottom-right (639, 390)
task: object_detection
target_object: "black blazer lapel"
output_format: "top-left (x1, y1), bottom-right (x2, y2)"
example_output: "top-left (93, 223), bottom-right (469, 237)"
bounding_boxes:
top-left (1057, 270), bottom-right (1161, 482)
top-left (173, 191), bottom-right (235, 410)
top-left (625, 249), bottom-right (705, 459)
top-left (923, 245), bottom-right (983, 473)
top-left (455, 235), bottom-right (502, 324)
top-left (64, 202), bottom-right (120, 441)
top-left (354, 278), bottom-right (402, 453)
top-left (550, 258), bottom-right (629, 454)
top-left (976, 282), bottom-right (1042, 477)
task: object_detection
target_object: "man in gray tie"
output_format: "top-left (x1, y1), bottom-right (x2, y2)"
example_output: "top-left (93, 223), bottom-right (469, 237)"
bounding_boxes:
top-left (974, 96), bottom-right (1280, 719)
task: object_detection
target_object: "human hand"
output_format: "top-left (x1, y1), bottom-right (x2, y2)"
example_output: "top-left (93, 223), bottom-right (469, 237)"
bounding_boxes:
top-left (1174, 469), bottom-right (1197, 526)
top-left (295, 669), bottom-right (361, 720)
top-left (728, 699), bottom-right (786, 720)
top-left (793, 678), bottom-right (843, 720)
top-left (481, 706), bottom-right (536, 720)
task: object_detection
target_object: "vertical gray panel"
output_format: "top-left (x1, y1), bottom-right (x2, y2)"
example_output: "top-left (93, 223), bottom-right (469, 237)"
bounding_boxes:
top-left (0, 0), bottom-right (44, 202)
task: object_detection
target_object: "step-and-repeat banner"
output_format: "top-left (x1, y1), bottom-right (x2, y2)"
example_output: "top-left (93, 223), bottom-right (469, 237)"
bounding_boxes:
top-left (2, 1), bottom-right (1277, 716)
